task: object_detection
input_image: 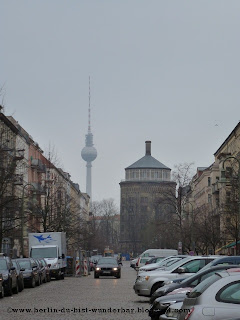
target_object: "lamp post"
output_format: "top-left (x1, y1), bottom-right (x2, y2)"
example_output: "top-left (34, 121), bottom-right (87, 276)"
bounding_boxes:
top-left (20, 183), bottom-right (35, 257)
top-left (221, 156), bottom-right (240, 255)
top-left (183, 202), bottom-right (195, 254)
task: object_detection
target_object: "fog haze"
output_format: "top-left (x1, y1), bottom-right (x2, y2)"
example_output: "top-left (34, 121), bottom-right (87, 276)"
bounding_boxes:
top-left (1, 1), bottom-right (240, 206)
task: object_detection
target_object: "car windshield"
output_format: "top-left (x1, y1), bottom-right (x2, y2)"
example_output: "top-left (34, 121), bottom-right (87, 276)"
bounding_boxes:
top-left (18, 260), bottom-right (31, 269)
top-left (98, 258), bottom-right (117, 265)
top-left (187, 273), bottom-right (221, 298)
top-left (165, 258), bottom-right (182, 267)
top-left (164, 258), bottom-right (190, 271)
top-left (0, 260), bottom-right (8, 270)
top-left (31, 247), bottom-right (57, 258)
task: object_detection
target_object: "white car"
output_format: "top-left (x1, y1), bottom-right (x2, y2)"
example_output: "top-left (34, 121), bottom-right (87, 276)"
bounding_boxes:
top-left (133, 256), bottom-right (215, 297)
top-left (138, 256), bottom-right (185, 273)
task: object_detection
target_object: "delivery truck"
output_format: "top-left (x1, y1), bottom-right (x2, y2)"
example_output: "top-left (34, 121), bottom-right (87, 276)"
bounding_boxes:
top-left (28, 232), bottom-right (67, 280)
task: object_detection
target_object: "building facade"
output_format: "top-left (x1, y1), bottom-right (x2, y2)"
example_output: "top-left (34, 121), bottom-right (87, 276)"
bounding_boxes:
top-left (119, 141), bottom-right (176, 254)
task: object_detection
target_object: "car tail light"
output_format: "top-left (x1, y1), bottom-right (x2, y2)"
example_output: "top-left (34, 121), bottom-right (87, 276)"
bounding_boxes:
top-left (136, 258), bottom-right (140, 266)
top-left (184, 307), bottom-right (194, 320)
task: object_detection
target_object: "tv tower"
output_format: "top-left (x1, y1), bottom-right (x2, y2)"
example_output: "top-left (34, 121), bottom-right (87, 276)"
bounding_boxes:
top-left (81, 77), bottom-right (97, 200)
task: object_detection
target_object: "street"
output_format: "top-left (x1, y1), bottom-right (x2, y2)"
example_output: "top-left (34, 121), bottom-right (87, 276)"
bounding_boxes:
top-left (0, 261), bottom-right (150, 320)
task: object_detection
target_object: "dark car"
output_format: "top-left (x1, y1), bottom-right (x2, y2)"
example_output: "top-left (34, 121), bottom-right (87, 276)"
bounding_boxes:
top-left (39, 258), bottom-right (51, 282)
top-left (17, 258), bottom-right (41, 287)
top-left (149, 293), bottom-right (187, 320)
top-left (36, 259), bottom-right (47, 283)
top-left (12, 259), bottom-right (24, 292)
top-left (0, 273), bottom-right (4, 298)
top-left (199, 255), bottom-right (240, 271)
top-left (94, 257), bottom-right (121, 278)
top-left (150, 264), bottom-right (240, 303)
top-left (0, 256), bottom-right (18, 295)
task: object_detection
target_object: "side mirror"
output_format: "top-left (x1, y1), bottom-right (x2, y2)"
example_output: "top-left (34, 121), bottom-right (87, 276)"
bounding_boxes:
top-left (118, 262), bottom-right (123, 265)
top-left (177, 267), bottom-right (186, 274)
top-left (20, 268), bottom-right (25, 271)
top-left (10, 267), bottom-right (16, 271)
top-left (62, 253), bottom-right (65, 259)
top-left (32, 266), bottom-right (37, 270)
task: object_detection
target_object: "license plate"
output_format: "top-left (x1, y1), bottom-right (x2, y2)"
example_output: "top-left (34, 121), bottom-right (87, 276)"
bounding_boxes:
top-left (103, 271), bottom-right (111, 274)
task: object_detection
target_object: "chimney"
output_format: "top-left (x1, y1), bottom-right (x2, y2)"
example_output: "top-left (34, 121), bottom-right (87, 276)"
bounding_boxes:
top-left (145, 141), bottom-right (151, 155)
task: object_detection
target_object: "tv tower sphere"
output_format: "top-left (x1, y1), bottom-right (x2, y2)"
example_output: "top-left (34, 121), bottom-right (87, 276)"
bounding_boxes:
top-left (81, 145), bottom-right (97, 162)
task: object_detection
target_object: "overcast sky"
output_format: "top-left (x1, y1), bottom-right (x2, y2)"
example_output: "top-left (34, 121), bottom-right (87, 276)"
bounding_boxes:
top-left (1, 1), bottom-right (240, 207)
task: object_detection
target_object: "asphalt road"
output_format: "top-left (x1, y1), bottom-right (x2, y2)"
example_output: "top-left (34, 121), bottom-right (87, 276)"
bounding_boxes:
top-left (1, 261), bottom-right (150, 320)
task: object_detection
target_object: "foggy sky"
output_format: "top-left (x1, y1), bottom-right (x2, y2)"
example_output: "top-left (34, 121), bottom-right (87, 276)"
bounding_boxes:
top-left (1, 1), bottom-right (240, 206)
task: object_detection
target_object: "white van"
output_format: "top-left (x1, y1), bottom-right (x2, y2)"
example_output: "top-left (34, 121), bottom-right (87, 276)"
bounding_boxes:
top-left (140, 249), bottom-right (178, 258)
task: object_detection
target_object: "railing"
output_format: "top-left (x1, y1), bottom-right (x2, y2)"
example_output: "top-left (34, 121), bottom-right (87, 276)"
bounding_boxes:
top-left (31, 159), bottom-right (46, 172)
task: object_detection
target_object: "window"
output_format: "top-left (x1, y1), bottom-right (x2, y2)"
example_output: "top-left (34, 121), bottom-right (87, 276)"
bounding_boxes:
top-left (208, 194), bottom-right (212, 204)
top-left (188, 274), bottom-right (221, 298)
top-left (216, 281), bottom-right (240, 304)
top-left (182, 259), bottom-right (205, 273)
top-left (208, 177), bottom-right (211, 186)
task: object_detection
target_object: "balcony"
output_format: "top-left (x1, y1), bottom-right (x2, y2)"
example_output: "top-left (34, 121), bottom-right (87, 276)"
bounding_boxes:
top-left (212, 182), bottom-right (220, 194)
top-left (31, 182), bottom-right (46, 194)
top-left (14, 149), bottom-right (25, 160)
top-left (31, 159), bottom-right (46, 173)
top-left (13, 174), bottom-right (23, 185)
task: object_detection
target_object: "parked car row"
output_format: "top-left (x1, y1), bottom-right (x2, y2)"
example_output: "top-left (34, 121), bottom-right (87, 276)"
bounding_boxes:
top-left (137, 255), bottom-right (240, 320)
top-left (0, 254), bottom-right (52, 298)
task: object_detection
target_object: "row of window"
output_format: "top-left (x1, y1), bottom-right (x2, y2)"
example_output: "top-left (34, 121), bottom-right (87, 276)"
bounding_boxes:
top-left (126, 169), bottom-right (170, 181)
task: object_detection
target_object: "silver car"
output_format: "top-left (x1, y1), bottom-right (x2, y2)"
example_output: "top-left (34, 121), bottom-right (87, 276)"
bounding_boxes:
top-left (177, 270), bottom-right (240, 320)
top-left (134, 256), bottom-right (215, 297)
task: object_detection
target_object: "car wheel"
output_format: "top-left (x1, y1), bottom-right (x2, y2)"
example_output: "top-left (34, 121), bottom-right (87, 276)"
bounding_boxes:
top-left (36, 275), bottom-right (41, 286)
top-left (7, 281), bottom-right (13, 296)
top-left (19, 280), bottom-right (24, 292)
top-left (43, 275), bottom-right (47, 283)
top-left (150, 282), bottom-right (163, 296)
top-left (61, 272), bottom-right (64, 280)
top-left (116, 273), bottom-right (121, 279)
top-left (47, 274), bottom-right (51, 282)
top-left (0, 286), bottom-right (4, 298)
top-left (13, 282), bottom-right (19, 294)
top-left (31, 277), bottom-right (36, 288)
top-left (94, 273), bottom-right (99, 278)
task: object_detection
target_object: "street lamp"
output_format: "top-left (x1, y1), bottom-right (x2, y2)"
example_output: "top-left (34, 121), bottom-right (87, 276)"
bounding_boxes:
top-left (20, 183), bottom-right (36, 257)
top-left (221, 156), bottom-right (240, 255)
top-left (183, 201), bottom-right (195, 254)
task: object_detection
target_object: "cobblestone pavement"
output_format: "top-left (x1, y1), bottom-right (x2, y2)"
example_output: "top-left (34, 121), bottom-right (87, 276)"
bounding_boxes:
top-left (0, 261), bottom-right (150, 320)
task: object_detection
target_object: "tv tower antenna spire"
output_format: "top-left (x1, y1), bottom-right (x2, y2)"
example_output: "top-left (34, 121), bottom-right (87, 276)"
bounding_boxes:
top-left (81, 76), bottom-right (97, 200)
top-left (88, 76), bottom-right (91, 133)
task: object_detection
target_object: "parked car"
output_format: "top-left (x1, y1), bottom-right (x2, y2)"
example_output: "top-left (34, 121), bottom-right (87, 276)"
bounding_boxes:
top-left (134, 256), bottom-right (215, 297)
top-left (36, 259), bottom-right (47, 283)
top-left (139, 256), bottom-right (186, 273)
top-left (145, 257), bottom-right (164, 265)
top-left (90, 255), bottom-right (102, 271)
top-left (0, 255), bottom-right (18, 295)
top-left (17, 258), bottom-right (41, 287)
top-left (149, 293), bottom-right (188, 320)
top-left (12, 259), bottom-right (24, 292)
top-left (39, 258), bottom-right (51, 282)
top-left (177, 270), bottom-right (240, 320)
top-left (135, 256), bottom-right (155, 270)
top-left (94, 257), bottom-right (121, 278)
top-left (0, 273), bottom-right (4, 298)
top-left (149, 266), bottom-right (240, 319)
top-left (150, 264), bottom-right (240, 303)
top-left (199, 255), bottom-right (240, 272)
